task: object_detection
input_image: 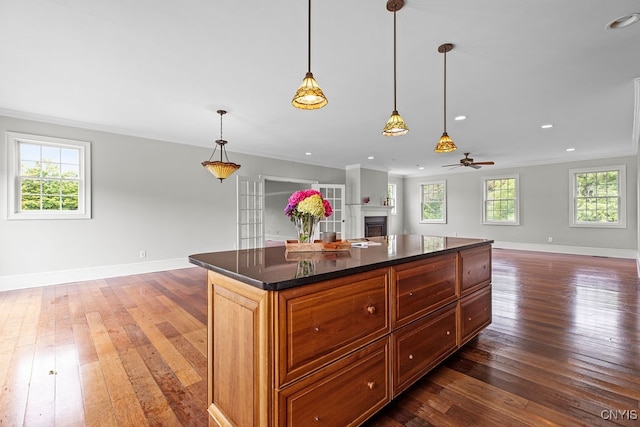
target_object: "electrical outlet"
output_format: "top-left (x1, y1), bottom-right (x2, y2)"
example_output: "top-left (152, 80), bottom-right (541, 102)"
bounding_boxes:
top-left (139, 250), bottom-right (146, 258)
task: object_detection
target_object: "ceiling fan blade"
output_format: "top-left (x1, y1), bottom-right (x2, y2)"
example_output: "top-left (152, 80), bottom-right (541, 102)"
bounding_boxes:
top-left (472, 161), bottom-right (495, 165)
top-left (442, 164), bottom-right (462, 167)
top-left (469, 164), bottom-right (482, 169)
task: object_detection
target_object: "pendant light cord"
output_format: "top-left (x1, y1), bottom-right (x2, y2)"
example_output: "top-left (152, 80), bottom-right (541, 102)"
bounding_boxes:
top-left (443, 49), bottom-right (447, 133)
top-left (219, 112), bottom-right (223, 141)
top-left (393, 8), bottom-right (397, 111)
top-left (307, 0), bottom-right (312, 73)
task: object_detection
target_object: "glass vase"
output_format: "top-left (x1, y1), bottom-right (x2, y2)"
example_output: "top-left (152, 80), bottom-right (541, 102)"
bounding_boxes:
top-left (292, 215), bottom-right (320, 243)
top-left (295, 260), bottom-right (317, 278)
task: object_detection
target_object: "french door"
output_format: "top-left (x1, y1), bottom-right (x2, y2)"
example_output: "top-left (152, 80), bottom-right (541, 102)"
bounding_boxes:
top-left (237, 176), bottom-right (264, 249)
top-left (313, 184), bottom-right (346, 240)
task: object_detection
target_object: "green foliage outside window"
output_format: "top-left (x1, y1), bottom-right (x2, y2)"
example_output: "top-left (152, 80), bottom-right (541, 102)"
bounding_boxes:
top-left (485, 178), bottom-right (516, 222)
top-left (19, 143), bottom-right (80, 211)
top-left (575, 171), bottom-right (618, 223)
top-left (421, 183), bottom-right (445, 222)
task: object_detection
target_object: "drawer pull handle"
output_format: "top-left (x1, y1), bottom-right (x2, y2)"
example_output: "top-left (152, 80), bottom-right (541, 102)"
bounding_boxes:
top-left (409, 292), bottom-right (414, 297)
top-left (314, 416), bottom-right (320, 422)
top-left (313, 326), bottom-right (320, 332)
top-left (446, 330), bottom-right (450, 335)
top-left (367, 381), bottom-right (376, 390)
top-left (408, 354), bottom-right (413, 360)
top-left (366, 305), bottom-right (377, 315)
top-left (468, 317), bottom-right (472, 321)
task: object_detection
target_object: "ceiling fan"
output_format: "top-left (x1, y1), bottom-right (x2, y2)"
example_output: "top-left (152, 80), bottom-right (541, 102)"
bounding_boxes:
top-left (443, 153), bottom-right (495, 169)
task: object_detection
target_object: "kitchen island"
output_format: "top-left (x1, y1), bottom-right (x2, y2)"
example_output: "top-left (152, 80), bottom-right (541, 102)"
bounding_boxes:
top-left (189, 234), bottom-right (493, 426)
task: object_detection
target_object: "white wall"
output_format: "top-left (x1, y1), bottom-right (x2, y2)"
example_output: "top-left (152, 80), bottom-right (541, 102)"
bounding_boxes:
top-left (0, 115), bottom-right (345, 290)
top-left (403, 156), bottom-right (638, 257)
top-left (360, 168), bottom-right (389, 206)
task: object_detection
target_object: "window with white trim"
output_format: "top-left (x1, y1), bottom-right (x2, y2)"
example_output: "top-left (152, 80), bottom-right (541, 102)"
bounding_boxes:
top-left (6, 132), bottom-right (91, 219)
top-left (570, 165), bottom-right (626, 228)
top-left (483, 175), bottom-right (519, 225)
top-left (387, 183), bottom-right (397, 214)
top-left (420, 180), bottom-right (446, 223)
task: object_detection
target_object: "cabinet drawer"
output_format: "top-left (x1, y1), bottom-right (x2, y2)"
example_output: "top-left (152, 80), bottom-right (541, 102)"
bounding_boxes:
top-left (460, 285), bottom-right (492, 344)
top-left (393, 302), bottom-right (458, 395)
top-left (460, 245), bottom-right (491, 294)
top-left (277, 268), bottom-right (390, 386)
top-left (392, 253), bottom-right (457, 327)
top-left (278, 337), bottom-right (390, 427)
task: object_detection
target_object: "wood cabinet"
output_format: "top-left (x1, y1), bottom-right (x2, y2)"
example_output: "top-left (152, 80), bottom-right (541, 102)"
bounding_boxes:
top-left (460, 285), bottom-right (492, 345)
top-left (276, 268), bottom-right (390, 386)
top-left (277, 337), bottom-right (390, 427)
top-left (460, 245), bottom-right (492, 295)
top-left (391, 252), bottom-right (457, 328)
top-left (392, 302), bottom-right (457, 395)
top-left (205, 244), bottom-right (491, 426)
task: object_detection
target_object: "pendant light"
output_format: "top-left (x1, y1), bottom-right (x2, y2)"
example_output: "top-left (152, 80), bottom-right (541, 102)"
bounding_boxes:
top-left (292, 0), bottom-right (327, 109)
top-left (382, 0), bottom-right (408, 136)
top-left (202, 110), bottom-right (241, 182)
top-left (434, 43), bottom-right (457, 152)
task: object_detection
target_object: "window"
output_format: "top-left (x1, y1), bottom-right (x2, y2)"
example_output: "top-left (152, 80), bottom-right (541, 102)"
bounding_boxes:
top-left (387, 183), bottom-right (397, 214)
top-left (483, 175), bottom-right (519, 225)
top-left (420, 181), bottom-right (446, 223)
top-left (570, 165), bottom-right (626, 228)
top-left (6, 132), bottom-right (91, 219)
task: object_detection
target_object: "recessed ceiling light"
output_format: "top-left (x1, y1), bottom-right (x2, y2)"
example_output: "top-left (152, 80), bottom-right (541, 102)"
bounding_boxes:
top-left (368, 156), bottom-right (374, 160)
top-left (305, 152), bottom-right (312, 155)
top-left (566, 148), bottom-right (575, 152)
top-left (454, 115), bottom-right (467, 121)
top-left (418, 166), bottom-right (424, 170)
top-left (541, 124), bottom-right (554, 129)
top-left (607, 13), bottom-right (640, 29)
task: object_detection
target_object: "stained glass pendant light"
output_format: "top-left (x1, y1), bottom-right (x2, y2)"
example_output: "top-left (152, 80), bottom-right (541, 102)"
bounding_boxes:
top-left (292, 0), bottom-right (327, 109)
top-left (382, 0), bottom-right (408, 136)
top-left (434, 43), bottom-right (457, 152)
top-left (202, 110), bottom-right (241, 182)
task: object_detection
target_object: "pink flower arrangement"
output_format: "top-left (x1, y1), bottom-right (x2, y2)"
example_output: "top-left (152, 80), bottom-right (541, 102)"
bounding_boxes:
top-left (284, 189), bottom-right (332, 219)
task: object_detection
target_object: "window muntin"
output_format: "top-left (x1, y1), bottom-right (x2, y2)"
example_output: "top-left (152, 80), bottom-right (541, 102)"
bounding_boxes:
top-left (570, 166), bottom-right (626, 228)
top-left (420, 181), bottom-right (446, 223)
top-left (7, 132), bottom-right (91, 219)
top-left (483, 175), bottom-right (519, 225)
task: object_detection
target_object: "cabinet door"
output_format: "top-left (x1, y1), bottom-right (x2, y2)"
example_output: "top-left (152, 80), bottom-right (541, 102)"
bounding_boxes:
top-left (392, 302), bottom-right (458, 396)
top-left (392, 253), bottom-right (457, 328)
top-left (277, 268), bottom-right (390, 386)
top-left (460, 285), bottom-right (492, 345)
top-left (278, 338), bottom-right (390, 427)
top-left (460, 245), bottom-right (491, 295)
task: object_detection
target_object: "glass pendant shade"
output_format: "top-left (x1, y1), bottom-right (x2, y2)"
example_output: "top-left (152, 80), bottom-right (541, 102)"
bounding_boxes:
top-left (292, 72), bottom-right (328, 109)
top-left (434, 132), bottom-right (457, 153)
top-left (382, 110), bottom-right (409, 136)
top-left (202, 158), bottom-right (241, 182)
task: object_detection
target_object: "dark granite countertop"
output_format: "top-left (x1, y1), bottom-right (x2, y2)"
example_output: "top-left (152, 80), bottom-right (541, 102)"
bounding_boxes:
top-left (188, 234), bottom-right (493, 291)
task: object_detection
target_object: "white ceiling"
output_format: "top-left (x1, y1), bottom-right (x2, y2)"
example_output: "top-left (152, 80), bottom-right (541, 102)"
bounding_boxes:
top-left (1, 0), bottom-right (639, 176)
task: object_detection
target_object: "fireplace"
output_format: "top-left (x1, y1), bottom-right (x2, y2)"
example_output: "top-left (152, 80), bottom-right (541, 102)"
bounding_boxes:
top-left (364, 216), bottom-right (387, 237)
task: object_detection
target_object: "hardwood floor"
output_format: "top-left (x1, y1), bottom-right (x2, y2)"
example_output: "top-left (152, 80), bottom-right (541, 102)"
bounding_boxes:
top-left (0, 249), bottom-right (638, 426)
